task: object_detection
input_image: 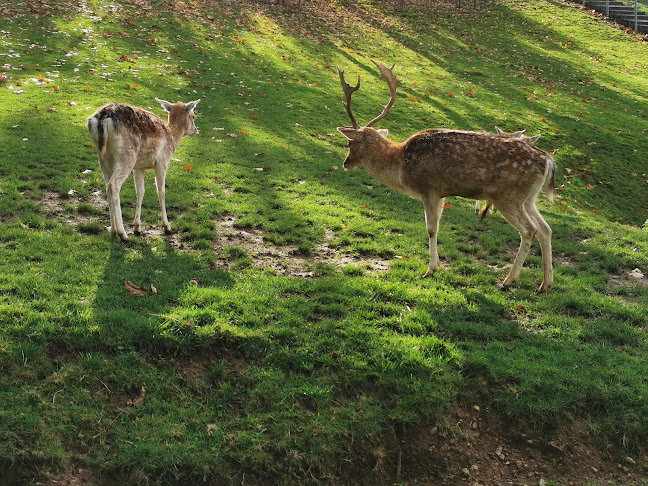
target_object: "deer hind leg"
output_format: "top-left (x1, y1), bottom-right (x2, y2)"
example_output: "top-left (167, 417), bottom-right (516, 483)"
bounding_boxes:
top-left (133, 168), bottom-right (145, 235)
top-left (105, 157), bottom-right (135, 241)
top-left (525, 201), bottom-right (553, 292)
top-left (98, 158), bottom-right (115, 236)
top-left (496, 202), bottom-right (537, 289)
top-left (154, 164), bottom-right (172, 234)
top-left (422, 195), bottom-right (445, 278)
top-left (98, 156), bottom-right (122, 239)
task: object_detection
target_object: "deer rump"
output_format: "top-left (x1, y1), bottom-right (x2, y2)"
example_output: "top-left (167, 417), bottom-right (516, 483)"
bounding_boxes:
top-left (88, 103), bottom-right (167, 159)
top-left (400, 129), bottom-right (555, 201)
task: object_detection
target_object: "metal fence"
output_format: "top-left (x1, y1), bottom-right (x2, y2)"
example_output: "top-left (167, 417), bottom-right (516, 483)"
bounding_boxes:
top-left (582, 0), bottom-right (648, 33)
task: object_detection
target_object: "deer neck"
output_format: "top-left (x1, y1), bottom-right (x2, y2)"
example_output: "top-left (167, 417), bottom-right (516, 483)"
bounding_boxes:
top-left (167, 123), bottom-right (185, 149)
top-left (362, 139), bottom-right (406, 194)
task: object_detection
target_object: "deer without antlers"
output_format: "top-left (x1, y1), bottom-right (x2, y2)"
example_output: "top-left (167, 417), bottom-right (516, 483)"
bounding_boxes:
top-left (87, 98), bottom-right (200, 241)
top-left (337, 61), bottom-right (555, 292)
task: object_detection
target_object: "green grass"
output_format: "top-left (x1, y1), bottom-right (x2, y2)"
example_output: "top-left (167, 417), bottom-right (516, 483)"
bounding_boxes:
top-left (1, 0), bottom-right (648, 484)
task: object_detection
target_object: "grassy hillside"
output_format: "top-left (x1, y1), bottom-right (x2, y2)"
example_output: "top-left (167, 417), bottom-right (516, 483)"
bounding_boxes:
top-left (1, 0), bottom-right (647, 484)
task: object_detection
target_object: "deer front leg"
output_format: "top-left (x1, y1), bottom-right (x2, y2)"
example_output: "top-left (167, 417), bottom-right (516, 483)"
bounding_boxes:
top-left (154, 164), bottom-right (172, 234)
top-left (422, 195), bottom-right (444, 278)
top-left (133, 168), bottom-right (145, 235)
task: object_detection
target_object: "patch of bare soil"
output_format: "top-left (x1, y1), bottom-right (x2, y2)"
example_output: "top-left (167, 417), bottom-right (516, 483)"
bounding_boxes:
top-left (212, 215), bottom-right (392, 276)
top-left (37, 189), bottom-right (107, 226)
top-left (33, 458), bottom-right (118, 486)
top-left (32, 192), bottom-right (393, 274)
top-left (607, 268), bottom-right (648, 289)
top-left (349, 407), bottom-right (648, 486)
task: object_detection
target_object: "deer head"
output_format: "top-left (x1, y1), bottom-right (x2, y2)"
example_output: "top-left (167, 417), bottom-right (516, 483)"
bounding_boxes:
top-left (495, 126), bottom-right (540, 144)
top-left (337, 61), bottom-right (400, 169)
top-left (156, 98), bottom-right (201, 136)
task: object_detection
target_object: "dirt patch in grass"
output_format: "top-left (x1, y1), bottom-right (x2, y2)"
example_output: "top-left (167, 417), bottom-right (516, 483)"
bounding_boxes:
top-left (15, 457), bottom-right (119, 486)
top-left (212, 215), bottom-right (393, 276)
top-left (32, 193), bottom-right (394, 274)
top-left (607, 268), bottom-right (648, 289)
top-left (347, 406), bottom-right (648, 486)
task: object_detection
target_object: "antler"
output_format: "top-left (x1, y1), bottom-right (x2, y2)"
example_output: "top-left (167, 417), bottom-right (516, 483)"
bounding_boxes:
top-left (338, 67), bottom-right (360, 129)
top-left (366, 61), bottom-right (400, 128)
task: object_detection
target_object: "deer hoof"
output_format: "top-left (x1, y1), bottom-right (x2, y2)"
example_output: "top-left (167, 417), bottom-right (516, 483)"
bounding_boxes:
top-left (163, 227), bottom-right (174, 235)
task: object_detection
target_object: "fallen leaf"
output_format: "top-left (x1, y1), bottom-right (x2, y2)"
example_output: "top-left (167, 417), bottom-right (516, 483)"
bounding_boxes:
top-left (443, 202), bottom-right (453, 210)
top-left (183, 166), bottom-right (194, 171)
top-left (125, 281), bottom-right (158, 296)
top-left (127, 384), bottom-right (147, 408)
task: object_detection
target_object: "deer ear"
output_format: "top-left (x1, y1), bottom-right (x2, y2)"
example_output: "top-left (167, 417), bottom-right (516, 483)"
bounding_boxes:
top-left (513, 129), bottom-right (526, 138)
top-left (155, 98), bottom-right (174, 113)
top-left (375, 129), bottom-right (389, 139)
top-left (495, 126), bottom-right (504, 134)
top-left (185, 99), bottom-right (201, 112)
top-left (337, 127), bottom-right (361, 141)
top-left (529, 134), bottom-right (541, 143)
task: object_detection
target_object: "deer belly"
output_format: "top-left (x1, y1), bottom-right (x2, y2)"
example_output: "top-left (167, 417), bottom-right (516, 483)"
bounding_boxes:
top-left (133, 151), bottom-right (160, 170)
top-left (446, 186), bottom-right (485, 199)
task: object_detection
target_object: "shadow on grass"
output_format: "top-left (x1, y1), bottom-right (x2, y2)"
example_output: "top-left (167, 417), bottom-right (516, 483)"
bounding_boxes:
top-left (91, 237), bottom-right (235, 355)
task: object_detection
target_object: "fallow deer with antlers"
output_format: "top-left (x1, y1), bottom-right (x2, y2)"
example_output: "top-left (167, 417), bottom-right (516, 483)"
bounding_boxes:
top-left (337, 61), bottom-right (556, 292)
top-left (88, 98), bottom-right (200, 241)
top-left (475, 127), bottom-right (542, 218)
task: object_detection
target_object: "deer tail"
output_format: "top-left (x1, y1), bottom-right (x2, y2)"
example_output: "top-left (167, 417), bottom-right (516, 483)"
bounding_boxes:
top-left (543, 156), bottom-right (556, 202)
top-left (479, 202), bottom-right (492, 221)
top-left (87, 113), bottom-right (114, 159)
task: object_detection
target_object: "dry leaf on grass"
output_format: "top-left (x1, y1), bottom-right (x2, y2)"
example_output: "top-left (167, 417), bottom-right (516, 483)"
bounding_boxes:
top-left (127, 384), bottom-right (147, 408)
top-left (125, 281), bottom-right (158, 296)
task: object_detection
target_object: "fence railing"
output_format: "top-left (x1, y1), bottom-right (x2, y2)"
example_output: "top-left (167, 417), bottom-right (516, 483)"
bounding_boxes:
top-left (582, 0), bottom-right (648, 33)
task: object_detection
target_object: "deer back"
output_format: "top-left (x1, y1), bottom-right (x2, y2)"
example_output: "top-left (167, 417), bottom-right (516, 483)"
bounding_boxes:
top-left (89, 103), bottom-right (170, 158)
top-left (400, 129), bottom-right (553, 199)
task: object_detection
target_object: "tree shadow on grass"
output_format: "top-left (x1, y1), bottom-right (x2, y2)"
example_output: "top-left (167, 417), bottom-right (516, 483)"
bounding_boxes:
top-left (91, 237), bottom-right (235, 356)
